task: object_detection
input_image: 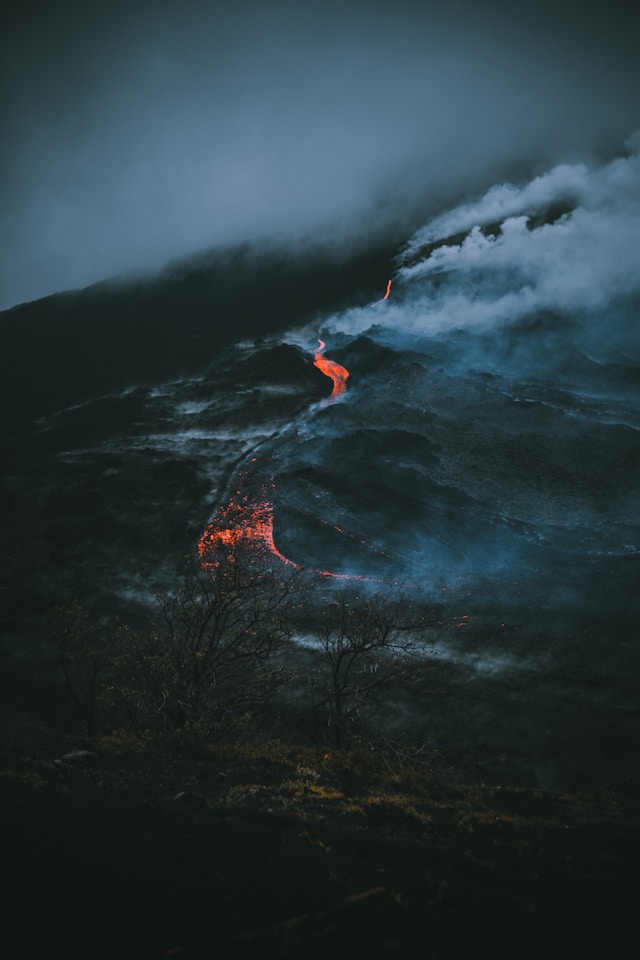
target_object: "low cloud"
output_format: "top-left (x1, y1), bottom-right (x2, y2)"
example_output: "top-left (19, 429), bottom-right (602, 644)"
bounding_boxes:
top-left (1, 1), bottom-right (639, 309)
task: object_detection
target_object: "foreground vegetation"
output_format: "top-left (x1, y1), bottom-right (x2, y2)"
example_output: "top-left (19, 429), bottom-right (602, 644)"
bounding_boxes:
top-left (1, 557), bottom-right (638, 957)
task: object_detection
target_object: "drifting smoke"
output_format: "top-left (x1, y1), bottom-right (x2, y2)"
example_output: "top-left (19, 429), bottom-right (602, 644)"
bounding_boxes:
top-left (323, 136), bottom-right (640, 359)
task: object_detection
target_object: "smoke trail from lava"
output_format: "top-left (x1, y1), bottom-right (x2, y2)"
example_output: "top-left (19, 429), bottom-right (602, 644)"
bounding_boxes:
top-left (321, 136), bottom-right (640, 365)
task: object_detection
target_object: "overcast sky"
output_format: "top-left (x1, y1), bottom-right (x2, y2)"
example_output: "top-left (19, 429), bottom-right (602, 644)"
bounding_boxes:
top-left (1, 0), bottom-right (638, 311)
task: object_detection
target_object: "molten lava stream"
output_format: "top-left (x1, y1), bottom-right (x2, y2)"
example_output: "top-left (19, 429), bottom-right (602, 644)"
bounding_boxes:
top-left (314, 340), bottom-right (349, 399)
top-left (371, 279), bottom-right (392, 307)
top-left (199, 339), bottom-right (386, 581)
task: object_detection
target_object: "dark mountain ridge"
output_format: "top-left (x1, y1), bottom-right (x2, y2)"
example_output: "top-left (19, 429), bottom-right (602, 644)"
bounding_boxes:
top-left (1, 237), bottom-right (398, 427)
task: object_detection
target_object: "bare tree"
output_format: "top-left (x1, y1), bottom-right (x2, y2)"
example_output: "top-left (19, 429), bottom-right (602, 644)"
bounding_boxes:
top-left (116, 555), bottom-right (300, 742)
top-left (308, 588), bottom-right (429, 749)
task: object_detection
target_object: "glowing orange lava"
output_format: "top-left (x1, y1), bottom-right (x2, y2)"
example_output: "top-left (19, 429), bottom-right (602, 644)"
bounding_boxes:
top-left (198, 330), bottom-right (389, 582)
top-left (198, 474), bottom-right (385, 582)
top-left (198, 476), bottom-right (299, 572)
top-left (314, 339), bottom-right (349, 399)
top-left (371, 279), bottom-right (392, 306)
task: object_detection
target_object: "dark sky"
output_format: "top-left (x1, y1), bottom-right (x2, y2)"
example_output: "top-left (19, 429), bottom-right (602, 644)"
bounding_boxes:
top-left (1, 0), bottom-right (638, 311)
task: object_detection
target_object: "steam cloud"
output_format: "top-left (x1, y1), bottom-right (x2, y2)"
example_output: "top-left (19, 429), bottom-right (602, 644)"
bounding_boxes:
top-left (322, 135), bottom-right (640, 360)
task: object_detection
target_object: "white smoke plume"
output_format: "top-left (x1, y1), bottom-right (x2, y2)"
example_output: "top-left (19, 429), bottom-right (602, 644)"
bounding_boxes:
top-left (323, 135), bottom-right (640, 348)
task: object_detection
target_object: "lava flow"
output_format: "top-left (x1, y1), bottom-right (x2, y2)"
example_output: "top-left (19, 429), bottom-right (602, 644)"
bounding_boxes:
top-left (314, 340), bottom-right (349, 399)
top-left (198, 475), bottom-right (299, 573)
top-left (198, 336), bottom-right (383, 581)
top-left (371, 279), bottom-right (392, 306)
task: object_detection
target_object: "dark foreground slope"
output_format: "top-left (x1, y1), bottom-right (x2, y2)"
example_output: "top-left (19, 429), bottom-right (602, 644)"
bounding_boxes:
top-left (1, 734), bottom-right (638, 960)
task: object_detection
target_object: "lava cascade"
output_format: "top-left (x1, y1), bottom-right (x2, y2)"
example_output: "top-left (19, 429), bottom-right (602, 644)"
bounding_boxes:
top-left (199, 340), bottom-right (384, 579)
top-left (314, 339), bottom-right (349, 398)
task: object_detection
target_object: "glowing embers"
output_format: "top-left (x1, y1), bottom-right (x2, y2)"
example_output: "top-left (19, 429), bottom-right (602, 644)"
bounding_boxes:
top-left (198, 475), bottom-right (299, 572)
top-left (314, 340), bottom-right (349, 399)
top-left (198, 473), bottom-right (385, 582)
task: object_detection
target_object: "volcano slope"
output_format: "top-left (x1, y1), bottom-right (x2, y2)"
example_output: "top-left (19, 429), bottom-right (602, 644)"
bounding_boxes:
top-left (1, 239), bottom-right (639, 790)
top-left (1, 228), bottom-right (639, 957)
